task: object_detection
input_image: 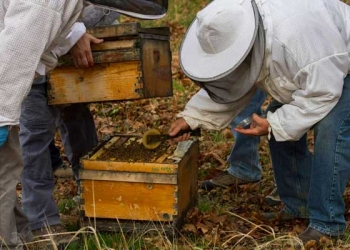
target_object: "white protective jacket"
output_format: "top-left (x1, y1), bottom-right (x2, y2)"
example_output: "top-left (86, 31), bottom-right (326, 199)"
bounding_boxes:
top-left (178, 0), bottom-right (350, 141)
top-left (0, 0), bottom-right (84, 126)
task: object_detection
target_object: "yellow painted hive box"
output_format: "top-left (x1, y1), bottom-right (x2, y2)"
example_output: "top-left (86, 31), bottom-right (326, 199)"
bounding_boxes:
top-left (79, 136), bottom-right (199, 231)
top-left (47, 22), bottom-right (172, 105)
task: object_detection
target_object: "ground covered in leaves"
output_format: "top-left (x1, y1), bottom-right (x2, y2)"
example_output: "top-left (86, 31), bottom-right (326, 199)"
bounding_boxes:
top-left (49, 0), bottom-right (350, 249)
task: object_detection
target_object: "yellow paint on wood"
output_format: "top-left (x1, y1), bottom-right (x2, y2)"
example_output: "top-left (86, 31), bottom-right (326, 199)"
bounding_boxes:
top-left (79, 140), bottom-right (198, 226)
top-left (48, 61), bottom-right (142, 105)
top-left (81, 180), bottom-right (177, 221)
top-left (81, 160), bottom-right (177, 174)
top-left (80, 170), bottom-right (178, 184)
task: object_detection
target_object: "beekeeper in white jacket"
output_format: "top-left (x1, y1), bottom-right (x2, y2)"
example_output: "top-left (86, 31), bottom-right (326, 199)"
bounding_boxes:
top-left (0, 2), bottom-right (92, 249)
top-left (169, 0), bottom-right (350, 245)
top-left (0, 1), bottom-right (89, 248)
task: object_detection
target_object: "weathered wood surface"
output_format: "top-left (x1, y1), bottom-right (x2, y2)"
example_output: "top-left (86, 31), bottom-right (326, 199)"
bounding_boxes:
top-left (141, 39), bottom-right (172, 98)
top-left (48, 61), bottom-right (143, 105)
top-left (90, 40), bottom-right (137, 51)
top-left (57, 49), bottom-right (140, 67)
top-left (80, 170), bottom-right (178, 184)
top-left (47, 23), bottom-right (172, 104)
top-left (177, 141), bottom-right (199, 222)
top-left (86, 23), bottom-right (170, 39)
top-left (86, 23), bottom-right (141, 38)
top-left (82, 161), bottom-right (178, 174)
top-left (78, 138), bottom-right (198, 228)
top-left (81, 180), bottom-right (177, 221)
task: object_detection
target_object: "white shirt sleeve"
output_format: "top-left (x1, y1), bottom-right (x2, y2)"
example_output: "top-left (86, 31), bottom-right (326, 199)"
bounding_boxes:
top-left (51, 22), bottom-right (86, 57)
top-left (177, 87), bottom-right (257, 130)
top-left (36, 22), bottom-right (86, 75)
top-left (0, 0), bottom-right (64, 126)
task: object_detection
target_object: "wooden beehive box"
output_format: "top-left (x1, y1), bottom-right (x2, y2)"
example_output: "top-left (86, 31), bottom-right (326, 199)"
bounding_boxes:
top-left (79, 136), bottom-right (199, 232)
top-left (47, 23), bottom-right (172, 105)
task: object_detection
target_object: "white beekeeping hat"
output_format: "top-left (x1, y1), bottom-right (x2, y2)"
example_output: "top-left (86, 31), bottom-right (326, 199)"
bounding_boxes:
top-left (180, 0), bottom-right (265, 104)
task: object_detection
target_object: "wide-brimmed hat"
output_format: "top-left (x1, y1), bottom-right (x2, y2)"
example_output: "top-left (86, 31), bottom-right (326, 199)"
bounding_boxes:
top-left (87, 0), bottom-right (168, 20)
top-left (180, 0), bottom-right (265, 103)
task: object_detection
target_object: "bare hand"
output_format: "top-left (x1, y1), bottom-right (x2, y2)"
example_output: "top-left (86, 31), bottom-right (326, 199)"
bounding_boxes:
top-left (168, 118), bottom-right (191, 145)
top-left (234, 113), bottom-right (269, 136)
top-left (70, 33), bottom-right (103, 68)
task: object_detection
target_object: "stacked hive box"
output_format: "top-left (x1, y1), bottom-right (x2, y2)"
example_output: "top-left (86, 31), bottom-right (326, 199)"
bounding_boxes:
top-left (47, 22), bottom-right (173, 104)
top-left (79, 137), bottom-right (199, 232)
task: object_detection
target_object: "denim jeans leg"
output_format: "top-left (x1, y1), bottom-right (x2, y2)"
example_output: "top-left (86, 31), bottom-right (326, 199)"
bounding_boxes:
top-left (227, 89), bottom-right (266, 181)
top-left (267, 100), bottom-right (312, 218)
top-left (308, 75), bottom-right (350, 236)
top-left (19, 84), bottom-right (61, 230)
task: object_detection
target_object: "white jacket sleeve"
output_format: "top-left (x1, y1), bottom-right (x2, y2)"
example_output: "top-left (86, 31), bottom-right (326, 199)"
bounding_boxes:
top-left (177, 87), bottom-right (257, 130)
top-left (36, 22), bottom-right (86, 75)
top-left (268, 53), bottom-right (350, 141)
top-left (0, 0), bottom-right (64, 126)
top-left (51, 22), bottom-right (86, 57)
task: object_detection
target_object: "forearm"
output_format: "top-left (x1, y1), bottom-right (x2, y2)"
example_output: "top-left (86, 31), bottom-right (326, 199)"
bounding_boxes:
top-left (177, 87), bottom-right (256, 130)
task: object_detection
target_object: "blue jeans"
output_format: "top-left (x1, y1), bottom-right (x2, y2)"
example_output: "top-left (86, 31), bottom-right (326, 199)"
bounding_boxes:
top-left (19, 82), bottom-right (98, 230)
top-left (268, 75), bottom-right (350, 236)
top-left (227, 89), bottom-right (266, 182)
